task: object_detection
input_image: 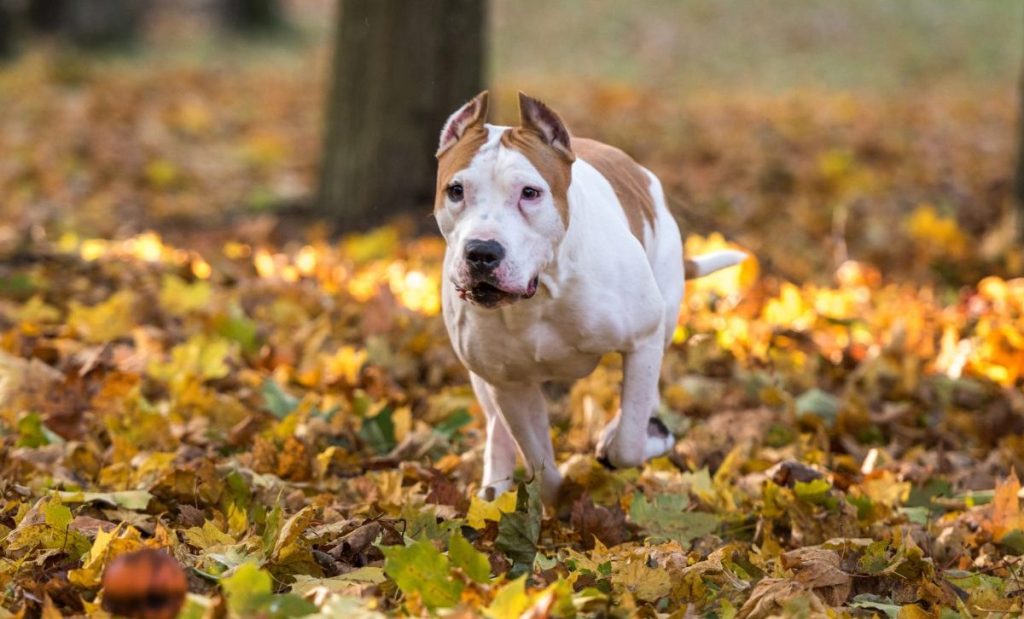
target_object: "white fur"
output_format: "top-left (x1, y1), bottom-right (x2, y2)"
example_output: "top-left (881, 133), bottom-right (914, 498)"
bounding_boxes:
top-left (436, 122), bottom-right (740, 505)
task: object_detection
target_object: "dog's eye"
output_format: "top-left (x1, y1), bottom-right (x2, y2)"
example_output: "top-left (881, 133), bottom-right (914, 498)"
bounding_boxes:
top-left (447, 183), bottom-right (464, 202)
top-left (521, 187), bottom-right (541, 200)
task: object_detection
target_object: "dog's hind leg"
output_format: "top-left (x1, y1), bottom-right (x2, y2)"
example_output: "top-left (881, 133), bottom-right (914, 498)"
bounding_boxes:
top-left (595, 336), bottom-right (674, 468)
top-left (486, 381), bottom-right (562, 506)
top-left (471, 372), bottom-right (518, 500)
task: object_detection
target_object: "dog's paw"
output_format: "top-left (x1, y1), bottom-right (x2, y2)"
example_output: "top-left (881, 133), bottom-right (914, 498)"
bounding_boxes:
top-left (595, 416), bottom-right (675, 469)
top-left (477, 479), bottom-right (514, 501)
top-left (643, 417), bottom-right (675, 460)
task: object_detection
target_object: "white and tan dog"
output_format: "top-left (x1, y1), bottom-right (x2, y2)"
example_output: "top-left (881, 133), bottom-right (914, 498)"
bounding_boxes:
top-left (435, 92), bottom-right (744, 505)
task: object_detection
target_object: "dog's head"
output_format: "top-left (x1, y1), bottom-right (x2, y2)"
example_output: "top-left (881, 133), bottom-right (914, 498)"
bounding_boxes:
top-left (434, 91), bottom-right (575, 309)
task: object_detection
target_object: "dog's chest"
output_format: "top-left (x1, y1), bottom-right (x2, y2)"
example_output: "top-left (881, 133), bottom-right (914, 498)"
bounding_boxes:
top-left (443, 291), bottom-right (602, 384)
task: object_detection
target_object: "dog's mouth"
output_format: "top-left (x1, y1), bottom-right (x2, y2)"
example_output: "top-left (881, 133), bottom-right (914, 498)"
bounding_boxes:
top-left (456, 276), bottom-right (539, 308)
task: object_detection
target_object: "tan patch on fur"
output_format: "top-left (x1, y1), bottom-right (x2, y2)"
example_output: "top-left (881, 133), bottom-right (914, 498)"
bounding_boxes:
top-left (572, 137), bottom-right (655, 245)
top-left (435, 127), bottom-right (489, 212)
top-left (500, 128), bottom-right (573, 226)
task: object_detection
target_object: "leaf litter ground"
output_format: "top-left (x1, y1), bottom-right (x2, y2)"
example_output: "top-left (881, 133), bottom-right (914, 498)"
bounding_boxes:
top-left (0, 50), bottom-right (1024, 618)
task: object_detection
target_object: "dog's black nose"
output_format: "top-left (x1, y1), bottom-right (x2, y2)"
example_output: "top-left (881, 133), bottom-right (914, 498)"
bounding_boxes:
top-left (464, 239), bottom-right (504, 272)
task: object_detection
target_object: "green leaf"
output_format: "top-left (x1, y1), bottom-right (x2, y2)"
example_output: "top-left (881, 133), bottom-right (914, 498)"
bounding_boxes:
top-left (496, 480), bottom-right (543, 575)
top-left (999, 529), bottom-right (1024, 555)
top-left (857, 541), bottom-right (891, 575)
top-left (449, 532), bottom-right (490, 583)
top-left (56, 490), bottom-right (153, 510)
top-left (435, 408), bottom-right (472, 439)
top-left (795, 388), bottom-right (841, 426)
top-left (849, 594), bottom-right (900, 618)
top-left (44, 500), bottom-right (73, 531)
top-left (221, 563), bottom-right (273, 615)
top-left (359, 407), bottom-right (396, 455)
top-left (899, 506), bottom-right (930, 526)
top-left (217, 307), bottom-right (261, 354)
top-left (382, 538), bottom-right (463, 610)
top-left (263, 379), bottom-right (300, 419)
top-left (793, 478), bottom-right (838, 509)
top-left (629, 493), bottom-right (719, 545)
top-left (16, 412), bottom-right (60, 448)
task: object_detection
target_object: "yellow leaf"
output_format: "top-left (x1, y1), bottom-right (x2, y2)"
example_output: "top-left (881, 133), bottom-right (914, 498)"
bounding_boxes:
top-left (858, 470), bottom-right (911, 509)
top-left (467, 489), bottom-right (518, 529)
top-left (159, 274), bottom-right (212, 316)
top-left (183, 520), bottom-right (237, 550)
top-left (609, 559), bottom-right (672, 603)
top-left (68, 523), bottom-right (148, 588)
top-left (905, 204), bottom-right (966, 258)
top-left (68, 291), bottom-right (137, 343)
top-left (272, 505), bottom-right (318, 562)
top-left (484, 576), bottom-right (530, 619)
top-left (13, 296), bottom-right (60, 325)
top-left (323, 346), bottom-right (367, 386)
top-left (149, 335), bottom-right (234, 386)
top-left (144, 159), bottom-right (180, 188)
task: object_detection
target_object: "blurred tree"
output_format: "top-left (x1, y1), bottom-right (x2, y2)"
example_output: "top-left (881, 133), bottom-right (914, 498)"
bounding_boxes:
top-left (1017, 50), bottom-right (1024, 243)
top-left (26, 0), bottom-right (146, 48)
top-left (318, 0), bottom-right (486, 230)
top-left (220, 0), bottom-right (287, 34)
top-left (0, 1), bottom-right (13, 58)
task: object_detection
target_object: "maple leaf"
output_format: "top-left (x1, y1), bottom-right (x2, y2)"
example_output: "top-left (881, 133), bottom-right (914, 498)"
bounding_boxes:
top-left (495, 480), bottom-right (543, 574)
top-left (381, 538), bottom-right (463, 610)
top-left (984, 470), bottom-right (1024, 542)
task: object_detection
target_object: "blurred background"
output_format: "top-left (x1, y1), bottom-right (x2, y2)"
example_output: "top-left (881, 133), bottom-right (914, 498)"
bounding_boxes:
top-left (0, 0), bottom-right (1021, 286)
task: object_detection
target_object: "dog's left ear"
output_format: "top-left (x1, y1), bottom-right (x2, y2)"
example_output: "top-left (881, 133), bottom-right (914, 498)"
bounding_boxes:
top-left (518, 92), bottom-right (575, 162)
top-left (437, 91), bottom-right (489, 157)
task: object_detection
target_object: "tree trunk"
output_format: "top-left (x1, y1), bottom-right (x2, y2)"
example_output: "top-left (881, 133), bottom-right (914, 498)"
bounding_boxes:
top-left (318, 0), bottom-right (486, 231)
top-left (27, 0), bottom-right (145, 48)
top-left (220, 0), bottom-right (286, 34)
top-left (1017, 37), bottom-right (1024, 244)
top-left (0, 1), bottom-right (14, 59)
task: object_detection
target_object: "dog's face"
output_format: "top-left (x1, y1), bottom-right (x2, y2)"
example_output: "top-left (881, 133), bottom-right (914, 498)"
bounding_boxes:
top-left (435, 92), bottom-right (575, 309)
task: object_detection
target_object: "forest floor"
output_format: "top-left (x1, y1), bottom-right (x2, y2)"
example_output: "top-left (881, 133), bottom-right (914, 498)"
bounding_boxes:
top-left (1, 18), bottom-right (1024, 618)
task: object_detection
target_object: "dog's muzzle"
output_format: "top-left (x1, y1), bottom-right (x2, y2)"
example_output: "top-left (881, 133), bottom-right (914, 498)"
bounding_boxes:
top-left (455, 239), bottom-right (539, 308)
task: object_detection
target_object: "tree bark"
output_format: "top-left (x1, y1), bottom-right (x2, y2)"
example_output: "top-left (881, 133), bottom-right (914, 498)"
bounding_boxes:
top-left (220, 0), bottom-right (286, 34)
top-left (318, 0), bottom-right (486, 231)
top-left (27, 0), bottom-right (145, 48)
top-left (0, 1), bottom-right (13, 59)
top-left (1017, 30), bottom-right (1024, 243)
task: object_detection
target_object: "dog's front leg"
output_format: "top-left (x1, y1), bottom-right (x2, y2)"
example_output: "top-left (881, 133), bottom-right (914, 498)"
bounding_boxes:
top-left (597, 338), bottom-right (673, 469)
top-left (482, 380), bottom-right (562, 505)
top-left (470, 372), bottom-right (519, 499)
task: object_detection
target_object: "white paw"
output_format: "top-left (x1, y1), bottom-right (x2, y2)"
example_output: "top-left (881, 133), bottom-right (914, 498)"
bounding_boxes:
top-left (477, 478), bottom-right (514, 501)
top-left (596, 417), bottom-right (675, 469)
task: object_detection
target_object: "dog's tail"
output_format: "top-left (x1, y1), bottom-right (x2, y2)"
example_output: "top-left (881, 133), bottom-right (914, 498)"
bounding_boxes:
top-left (684, 250), bottom-right (747, 279)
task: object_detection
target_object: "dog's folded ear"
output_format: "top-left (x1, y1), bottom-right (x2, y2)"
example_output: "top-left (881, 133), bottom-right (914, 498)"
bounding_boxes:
top-left (437, 91), bottom-right (489, 158)
top-left (518, 92), bottom-right (575, 162)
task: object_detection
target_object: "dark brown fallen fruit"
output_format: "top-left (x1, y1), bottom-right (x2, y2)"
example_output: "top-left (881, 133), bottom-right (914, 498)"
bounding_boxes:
top-left (101, 549), bottom-right (188, 619)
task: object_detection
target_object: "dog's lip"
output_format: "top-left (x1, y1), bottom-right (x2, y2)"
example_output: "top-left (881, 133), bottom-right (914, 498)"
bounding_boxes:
top-left (453, 276), bottom-right (540, 303)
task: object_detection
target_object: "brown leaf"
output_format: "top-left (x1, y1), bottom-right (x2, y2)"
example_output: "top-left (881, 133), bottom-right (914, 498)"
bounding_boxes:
top-left (767, 460), bottom-right (826, 488)
top-left (570, 494), bottom-right (629, 550)
top-left (737, 578), bottom-right (828, 619)
top-left (277, 435), bottom-right (313, 481)
top-left (425, 472), bottom-right (470, 514)
top-left (781, 546), bottom-right (852, 606)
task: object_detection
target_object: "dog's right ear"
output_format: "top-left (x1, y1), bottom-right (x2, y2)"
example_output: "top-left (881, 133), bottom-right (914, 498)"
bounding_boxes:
top-left (437, 91), bottom-right (489, 158)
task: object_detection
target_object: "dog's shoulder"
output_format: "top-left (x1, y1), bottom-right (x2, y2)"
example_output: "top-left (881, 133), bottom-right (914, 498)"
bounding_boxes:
top-left (570, 137), bottom-right (656, 244)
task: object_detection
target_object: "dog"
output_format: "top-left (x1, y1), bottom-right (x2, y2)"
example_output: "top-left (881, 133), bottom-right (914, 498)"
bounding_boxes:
top-left (434, 91), bottom-right (745, 505)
